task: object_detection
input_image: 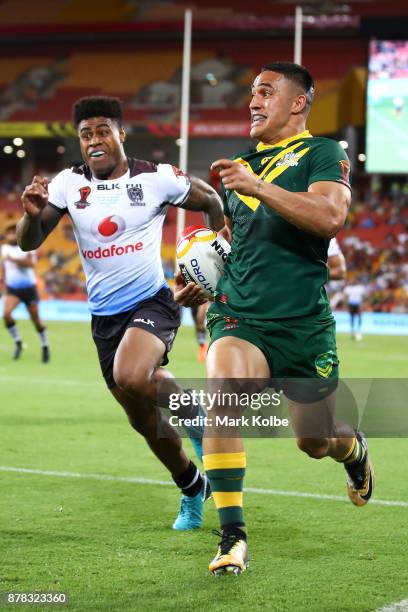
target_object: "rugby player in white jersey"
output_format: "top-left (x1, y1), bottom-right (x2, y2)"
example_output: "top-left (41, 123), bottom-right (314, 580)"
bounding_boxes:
top-left (328, 237), bottom-right (346, 281)
top-left (17, 96), bottom-right (224, 530)
top-left (1, 223), bottom-right (50, 362)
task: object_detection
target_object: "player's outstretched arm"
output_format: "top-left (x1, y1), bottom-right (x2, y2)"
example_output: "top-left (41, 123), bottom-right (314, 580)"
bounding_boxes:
top-left (7, 253), bottom-right (36, 268)
top-left (181, 176), bottom-right (224, 231)
top-left (17, 176), bottom-right (64, 251)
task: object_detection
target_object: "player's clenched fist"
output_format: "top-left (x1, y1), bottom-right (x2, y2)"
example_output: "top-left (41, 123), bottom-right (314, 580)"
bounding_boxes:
top-left (22, 176), bottom-right (49, 217)
top-left (211, 158), bottom-right (260, 197)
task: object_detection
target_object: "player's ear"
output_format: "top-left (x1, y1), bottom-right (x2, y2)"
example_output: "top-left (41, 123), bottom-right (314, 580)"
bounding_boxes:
top-left (119, 126), bottom-right (126, 143)
top-left (292, 93), bottom-right (307, 115)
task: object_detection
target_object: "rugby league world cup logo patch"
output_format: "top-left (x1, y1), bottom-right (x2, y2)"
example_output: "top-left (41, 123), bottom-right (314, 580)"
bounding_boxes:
top-left (75, 186), bottom-right (91, 209)
top-left (339, 159), bottom-right (351, 183)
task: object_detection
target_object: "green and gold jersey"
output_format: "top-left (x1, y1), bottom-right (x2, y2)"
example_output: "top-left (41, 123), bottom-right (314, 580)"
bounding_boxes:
top-left (213, 130), bottom-right (351, 320)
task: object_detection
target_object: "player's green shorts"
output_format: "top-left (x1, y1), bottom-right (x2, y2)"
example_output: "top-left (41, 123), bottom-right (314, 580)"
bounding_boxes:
top-left (207, 308), bottom-right (339, 403)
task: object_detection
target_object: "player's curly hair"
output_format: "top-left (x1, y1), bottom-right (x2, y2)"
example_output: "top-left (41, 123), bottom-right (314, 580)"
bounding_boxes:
top-left (261, 61), bottom-right (315, 107)
top-left (72, 96), bottom-right (123, 127)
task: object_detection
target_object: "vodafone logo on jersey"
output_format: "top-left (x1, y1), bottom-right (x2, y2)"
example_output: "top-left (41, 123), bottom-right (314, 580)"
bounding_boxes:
top-left (83, 215), bottom-right (144, 260)
top-left (91, 215), bottom-right (126, 243)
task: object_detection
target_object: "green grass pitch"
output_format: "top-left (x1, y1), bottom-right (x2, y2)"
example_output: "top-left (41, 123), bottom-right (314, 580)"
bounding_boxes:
top-left (0, 321), bottom-right (407, 611)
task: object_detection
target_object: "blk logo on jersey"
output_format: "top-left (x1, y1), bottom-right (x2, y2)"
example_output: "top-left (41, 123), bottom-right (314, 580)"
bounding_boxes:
top-left (91, 215), bottom-right (126, 243)
top-left (75, 186), bottom-right (91, 209)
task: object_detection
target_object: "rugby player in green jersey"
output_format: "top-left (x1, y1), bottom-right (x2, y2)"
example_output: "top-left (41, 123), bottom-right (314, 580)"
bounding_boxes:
top-left (175, 61), bottom-right (374, 575)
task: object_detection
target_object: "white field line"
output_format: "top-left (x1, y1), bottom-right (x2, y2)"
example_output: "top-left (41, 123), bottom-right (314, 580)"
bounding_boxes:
top-left (0, 375), bottom-right (101, 387)
top-left (375, 599), bottom-right (408, 611)
top-left (1, 465), bottom-right (408, 508)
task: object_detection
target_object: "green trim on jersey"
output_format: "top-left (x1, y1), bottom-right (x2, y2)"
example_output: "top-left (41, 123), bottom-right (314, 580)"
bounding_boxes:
top-left (213, 134), bottom-right (351, 320)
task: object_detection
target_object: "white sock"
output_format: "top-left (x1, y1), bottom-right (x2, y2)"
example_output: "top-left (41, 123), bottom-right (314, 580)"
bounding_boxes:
top-left (38, 327), bottom-right (49, 347)
top-left (7, 323), bottom-right (21, 343)
top-left (197, 330), bottom-right (206, 346)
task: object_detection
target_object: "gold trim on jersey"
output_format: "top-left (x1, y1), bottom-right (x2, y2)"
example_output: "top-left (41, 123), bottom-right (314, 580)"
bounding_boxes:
top-left (256, 130), bottom-right (312, 151)
top-left (233, 142), bottom-right (311, 212)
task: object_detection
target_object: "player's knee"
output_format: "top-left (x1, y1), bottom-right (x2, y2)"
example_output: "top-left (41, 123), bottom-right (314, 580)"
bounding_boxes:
top-left (3, 313), bottom-right (13, 325)
top-left (296, 437), bottom-right (329, 459)
top-left (113, 367), bottom-right (150, 398)
top-left (113, 366), bottom-right (153, 398)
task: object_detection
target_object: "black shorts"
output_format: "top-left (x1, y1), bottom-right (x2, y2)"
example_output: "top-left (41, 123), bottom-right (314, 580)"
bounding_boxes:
top-left (91, 287), bottom-right (181, 389)
top-left (6, 285), bottom-right (39, 306)
top-left (348, 304), bottom-right (361, 315)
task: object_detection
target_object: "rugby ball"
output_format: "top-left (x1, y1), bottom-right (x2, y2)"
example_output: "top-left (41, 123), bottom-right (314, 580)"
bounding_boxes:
top-left (176, 225), bottom-right (230, 298)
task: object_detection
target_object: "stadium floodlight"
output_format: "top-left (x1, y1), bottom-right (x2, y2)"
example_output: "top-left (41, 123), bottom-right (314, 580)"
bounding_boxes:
top-left (13, 137), bottom-right (23, 146)
top-left (339, 140), bottom-right (349, 149)
top-left (3, 145), bottom-right (13, 154)
top-left (16, 149), bottom-right (26, 158)
top-left (358, 153), bottom-right (366, 162)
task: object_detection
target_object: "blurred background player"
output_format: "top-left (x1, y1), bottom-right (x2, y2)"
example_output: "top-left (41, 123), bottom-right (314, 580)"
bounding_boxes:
top-left (191, 302), bottom-right (209, 362)
top-left (1, 223), bottom-right (50, 362)
top-left (17, 95), bottom-right (223, 531)
top-left (393, 95), bottom-right (404, 117)
top-left (327, 237), bottom-right (347, 310)
top-left (344, 278), bottom-right (366, 340)
top-left (328, 237), bottom-right (346, 281)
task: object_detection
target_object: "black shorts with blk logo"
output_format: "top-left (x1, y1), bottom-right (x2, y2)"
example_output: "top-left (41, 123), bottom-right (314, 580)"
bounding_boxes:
top-left (91, 287), bottom-right (181, 389)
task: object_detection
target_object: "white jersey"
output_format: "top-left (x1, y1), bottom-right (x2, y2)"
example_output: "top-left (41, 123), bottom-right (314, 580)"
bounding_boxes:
top-left (48, 159), bottom-right (191, 315)
top-left (328, 237), bottom-right (341, 258)
top-left (344, 284), bottom-right (365, 305)
top-left (1, 244), bottom-right (37, 289)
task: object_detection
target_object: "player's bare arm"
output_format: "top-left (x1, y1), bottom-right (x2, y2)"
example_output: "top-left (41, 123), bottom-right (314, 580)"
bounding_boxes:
top-left (328, 252), bottom-right (347, 280)
top-left (5, 252), bottom-right (35, 268)
top-left (17, 175), bottom-right (64, 251)
top-left (181, 176), bottom-right (224, 231)
top-left (211, 159), bottom-right (350, 238)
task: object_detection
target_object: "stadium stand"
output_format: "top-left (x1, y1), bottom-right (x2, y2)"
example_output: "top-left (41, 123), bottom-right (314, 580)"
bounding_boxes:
top-left (0, 39), bottom-right (367, 134)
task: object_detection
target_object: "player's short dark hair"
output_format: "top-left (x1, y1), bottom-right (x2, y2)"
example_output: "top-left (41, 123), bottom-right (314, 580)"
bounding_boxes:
top-left (260, 61), bottom-right (315, 107)
top-left (5, 223), bottom-right (17, 232)
top-left (72, 96), bottom-right (123, 128)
